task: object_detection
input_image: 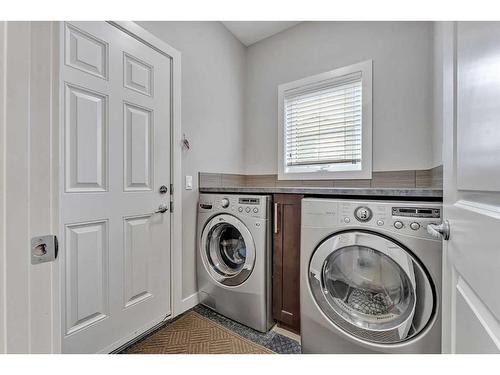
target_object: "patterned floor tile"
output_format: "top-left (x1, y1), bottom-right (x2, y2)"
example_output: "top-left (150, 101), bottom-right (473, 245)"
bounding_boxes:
top-left (121, 304), bottom-right (302, 354)
top-left (122, 310), bottom-right (274, 354)
top-left (193, 305), bottom-right (302, 354)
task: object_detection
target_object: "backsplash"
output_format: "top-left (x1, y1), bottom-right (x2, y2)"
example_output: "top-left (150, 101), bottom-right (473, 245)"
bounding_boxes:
top-left (199, 166), bottom-right (443, 190)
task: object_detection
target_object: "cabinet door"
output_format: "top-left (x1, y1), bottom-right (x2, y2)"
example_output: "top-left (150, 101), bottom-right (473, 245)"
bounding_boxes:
top-left (272, 194), bottom-right (303, 333)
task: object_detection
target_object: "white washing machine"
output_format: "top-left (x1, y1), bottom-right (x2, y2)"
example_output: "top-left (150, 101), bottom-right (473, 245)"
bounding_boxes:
top-left (301, 198), bottom-right (442, 353)
top-left (197, 193), bottom-right (273, 332)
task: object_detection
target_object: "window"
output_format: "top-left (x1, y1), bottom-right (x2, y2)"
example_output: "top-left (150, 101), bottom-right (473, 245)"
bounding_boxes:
top-left (278, 60), bottom-right (372, 180)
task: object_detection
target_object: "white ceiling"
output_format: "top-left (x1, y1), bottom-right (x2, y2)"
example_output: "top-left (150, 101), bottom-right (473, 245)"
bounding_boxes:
top-left (221, 21), bottom-right (301, 46)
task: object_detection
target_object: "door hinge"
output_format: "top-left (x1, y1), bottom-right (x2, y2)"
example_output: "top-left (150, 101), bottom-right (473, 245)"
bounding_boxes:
top-left (170, 201), bottom-right (174, 212)
top-left (170, 183), bottom-right (173, 194)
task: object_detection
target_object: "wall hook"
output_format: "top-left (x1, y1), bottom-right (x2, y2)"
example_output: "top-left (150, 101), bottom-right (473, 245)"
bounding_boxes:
top-left (182, 133), bottom-right (190, 150)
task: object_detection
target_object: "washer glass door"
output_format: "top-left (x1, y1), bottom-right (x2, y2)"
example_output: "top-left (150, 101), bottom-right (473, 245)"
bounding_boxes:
top-left (309, 231), bottom-right (434, 344)
top-left (201, 214), bottom-right (256, 286)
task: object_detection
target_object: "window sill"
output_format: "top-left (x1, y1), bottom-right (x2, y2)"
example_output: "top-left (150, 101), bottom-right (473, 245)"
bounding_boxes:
top-left (277, 169), bottom-right (373, 181)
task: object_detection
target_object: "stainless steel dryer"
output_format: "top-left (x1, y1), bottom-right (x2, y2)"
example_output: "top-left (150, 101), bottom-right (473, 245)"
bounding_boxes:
top-left (197, 193), bottom-right (273, 332)
top-left (300, 198), bottom-right (442, 353)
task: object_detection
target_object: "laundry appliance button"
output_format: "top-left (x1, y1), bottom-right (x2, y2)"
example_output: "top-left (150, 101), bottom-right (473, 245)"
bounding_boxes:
top-left (245, 207), bottom-right (251, 213)
top-left (394, 221), bottom-right (404, 229)
top-left (410, 222), bottom-right (420, 230)
top-left (343, 217), bottom-right (350, 223)
top-left (253, 208), bottom-right (259, 213)
top-left (377, 220), bottom-right (384, 226)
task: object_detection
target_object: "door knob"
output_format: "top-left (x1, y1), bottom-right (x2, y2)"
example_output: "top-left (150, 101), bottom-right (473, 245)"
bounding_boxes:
top-left (155, 203), bottom-right (168, 214)
top-left (427, 221), bottom-right (450, 240)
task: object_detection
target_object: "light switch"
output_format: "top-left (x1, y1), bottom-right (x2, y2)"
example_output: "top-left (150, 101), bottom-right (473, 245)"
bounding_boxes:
top-left (185, 175), bottom-right (193, 190)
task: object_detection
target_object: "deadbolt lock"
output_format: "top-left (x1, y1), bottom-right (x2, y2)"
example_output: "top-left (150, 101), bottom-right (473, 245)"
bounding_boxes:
top-left (159, 185), bottom-right (168, 194)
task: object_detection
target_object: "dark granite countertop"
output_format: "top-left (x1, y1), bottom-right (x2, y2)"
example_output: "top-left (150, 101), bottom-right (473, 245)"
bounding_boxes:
top-left (199, 186), bottom-right (443, 199)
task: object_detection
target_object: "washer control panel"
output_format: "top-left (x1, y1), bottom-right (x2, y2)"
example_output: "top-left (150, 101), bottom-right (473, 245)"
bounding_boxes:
top-left (198, 194), bottom-right (270, 219)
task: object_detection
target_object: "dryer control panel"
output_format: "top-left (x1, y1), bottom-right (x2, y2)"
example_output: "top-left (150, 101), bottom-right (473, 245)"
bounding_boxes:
top-left (302, 198), bottom-right (442, 240)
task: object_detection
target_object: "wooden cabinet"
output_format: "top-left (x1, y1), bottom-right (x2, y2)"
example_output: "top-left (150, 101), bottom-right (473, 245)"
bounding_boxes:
top-left (272, 194), bottom-right (303, 333)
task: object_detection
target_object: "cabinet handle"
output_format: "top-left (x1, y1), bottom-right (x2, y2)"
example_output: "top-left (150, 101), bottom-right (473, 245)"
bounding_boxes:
top-left (274, 203), bottom-right (280, 234)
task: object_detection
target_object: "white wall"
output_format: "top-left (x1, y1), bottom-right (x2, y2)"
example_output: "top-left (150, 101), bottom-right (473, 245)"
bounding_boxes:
top-left (244, 21), bottom-right (437, 174)
top-left (136, 22), bottom-right (246, 302)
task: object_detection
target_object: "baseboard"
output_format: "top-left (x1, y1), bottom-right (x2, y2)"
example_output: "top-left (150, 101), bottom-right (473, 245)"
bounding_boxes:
top-left (175, 292), bottom-right (199, 317)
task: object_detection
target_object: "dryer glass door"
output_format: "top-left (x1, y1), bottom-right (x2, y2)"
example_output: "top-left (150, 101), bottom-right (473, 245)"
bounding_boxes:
top-left (201, 214), bottom-right (256, 286)
top-left (309, 231), bottom-right (435, 344)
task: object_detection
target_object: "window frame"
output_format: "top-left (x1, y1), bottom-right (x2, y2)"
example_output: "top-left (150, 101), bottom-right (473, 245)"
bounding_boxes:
top-left (277, 60), bottom-right (373, 180)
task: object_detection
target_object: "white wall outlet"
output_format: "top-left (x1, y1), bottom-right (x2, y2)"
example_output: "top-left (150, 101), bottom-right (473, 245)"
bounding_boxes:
top-left (185, 175), bottom-right (193, 190)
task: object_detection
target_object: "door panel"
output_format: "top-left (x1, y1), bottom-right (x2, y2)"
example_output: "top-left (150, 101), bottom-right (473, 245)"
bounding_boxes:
top-left (442, 21), bottom-right (500, 353)
top-left (456, 22), bottom-right (500, 192)
top-left (450, 201), bottom-right (500, 322)
top-left (123, 215), bottom-right (153, 308)
top-left (65, 221), bottom-right (109, 335)
top-left (65, 84), bottom-right (107, 192)
top-left (124, 103), bottom-right (153, 191)
top-left (455, 279), bottom-right (500, 354)
top-left (65, 23), bottom-right (108, 79)
top-left (123, 53), bottom-right (153, 96)
top-left (60, 21), bottom-right (171, 353)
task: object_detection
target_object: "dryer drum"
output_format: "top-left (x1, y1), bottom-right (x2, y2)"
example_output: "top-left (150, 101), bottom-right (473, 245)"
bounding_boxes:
top-left (309, 230), bottom-right (435, 344)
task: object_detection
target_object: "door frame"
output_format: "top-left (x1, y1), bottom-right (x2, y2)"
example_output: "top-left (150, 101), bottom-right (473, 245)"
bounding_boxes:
top-left (438, 21), bottom-right (456, 354)
top-left (53, 21), bottom-right (183, 353)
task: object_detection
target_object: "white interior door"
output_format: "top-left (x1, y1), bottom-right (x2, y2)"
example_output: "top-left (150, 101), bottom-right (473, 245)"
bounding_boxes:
top-left (442, 21), bottom-right (500, 353)
top-left (60, 21), bottom-right (171, 353)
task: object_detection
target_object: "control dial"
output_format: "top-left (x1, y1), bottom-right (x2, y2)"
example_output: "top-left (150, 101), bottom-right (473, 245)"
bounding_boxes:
top-left (354, 206), bottom-right (373, 222)
top-left (221, 198), bottom-right (230, 208)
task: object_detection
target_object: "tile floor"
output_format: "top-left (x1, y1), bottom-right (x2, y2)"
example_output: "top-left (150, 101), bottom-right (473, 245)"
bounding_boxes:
top-left (194, 305), bottom-right (302, 354)
top-left (120, 304), bottom-right (301, 354)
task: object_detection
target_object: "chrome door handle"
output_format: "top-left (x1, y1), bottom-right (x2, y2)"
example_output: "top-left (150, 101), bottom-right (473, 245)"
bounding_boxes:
top-left (427, 221), bottom-right (450, 240)
top-left (155, 203), bottom-right (168, 214)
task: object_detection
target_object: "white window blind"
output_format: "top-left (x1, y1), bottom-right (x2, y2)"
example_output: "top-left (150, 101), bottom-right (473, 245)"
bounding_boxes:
top-left (284, 72), bottom-right (362, 168)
